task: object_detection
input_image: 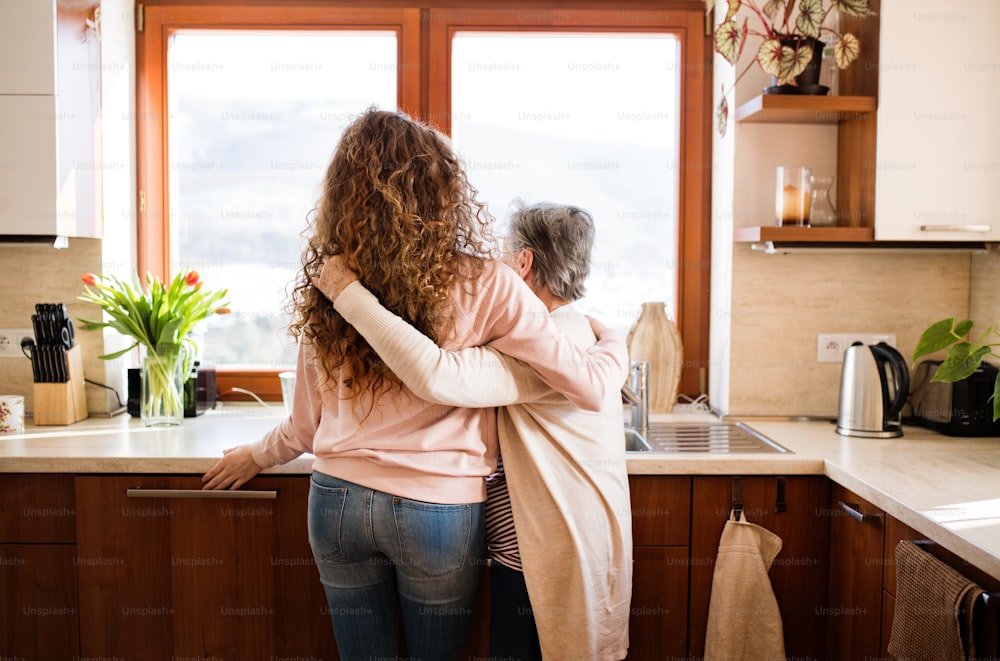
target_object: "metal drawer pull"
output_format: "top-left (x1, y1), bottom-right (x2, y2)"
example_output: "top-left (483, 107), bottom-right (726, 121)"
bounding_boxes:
top-left (919, 224), bottom-right (991, 233)
top-left (126, 488), bottom-right (277, 500)
top-left (837, 500), bottom-right (882, 524)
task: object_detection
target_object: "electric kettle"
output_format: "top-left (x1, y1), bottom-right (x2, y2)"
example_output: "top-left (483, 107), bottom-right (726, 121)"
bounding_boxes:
top-left (836, 342), bottom-right (910, 438)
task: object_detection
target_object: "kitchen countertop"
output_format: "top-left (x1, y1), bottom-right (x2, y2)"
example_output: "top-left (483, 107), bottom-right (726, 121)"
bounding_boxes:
top-left (2, 405), bottom-right (999, 581)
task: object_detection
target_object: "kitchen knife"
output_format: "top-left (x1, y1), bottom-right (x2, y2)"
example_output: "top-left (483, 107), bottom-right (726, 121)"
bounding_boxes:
top-left (54, 346), bottom-right (67, 382)
top-left (21, 338), bottom-right (40, 383)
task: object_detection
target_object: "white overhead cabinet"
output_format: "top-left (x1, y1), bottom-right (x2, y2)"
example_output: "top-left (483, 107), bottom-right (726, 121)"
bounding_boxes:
top-left (0, 0), bottom-right (102, 239)
top-left (875, 0), bottom-right (1000, 241)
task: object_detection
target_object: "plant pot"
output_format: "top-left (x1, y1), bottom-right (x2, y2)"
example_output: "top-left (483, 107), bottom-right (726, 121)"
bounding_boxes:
top-left (765, 37), bottom-right (827, 95)
top-left (141, 346), bottom-right (186, 426)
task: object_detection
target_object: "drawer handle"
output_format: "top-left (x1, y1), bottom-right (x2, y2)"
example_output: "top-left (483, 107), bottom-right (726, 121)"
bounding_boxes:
top-left (126, 488), bottom-right (277, 500)
top-left (919, 224), bottom-right (991, 233)
top-left (838, 500), bottom-right (881, 524)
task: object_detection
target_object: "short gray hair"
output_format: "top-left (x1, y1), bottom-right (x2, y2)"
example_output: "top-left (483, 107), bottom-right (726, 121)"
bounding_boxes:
top-left (506, 202), bottom-right (595, 301)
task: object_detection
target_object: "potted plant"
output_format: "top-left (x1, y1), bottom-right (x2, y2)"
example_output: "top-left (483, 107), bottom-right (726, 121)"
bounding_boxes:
top-left (706, 0), bottom-right (875, 135)
top-left (912, 317), bottom-right (1000, 421)
top-left (79, 270), bottom-right (230, 426)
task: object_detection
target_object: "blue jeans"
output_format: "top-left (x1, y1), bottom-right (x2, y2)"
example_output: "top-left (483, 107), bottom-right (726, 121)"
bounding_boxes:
top-left (308, 471), bottom-right (485, 661)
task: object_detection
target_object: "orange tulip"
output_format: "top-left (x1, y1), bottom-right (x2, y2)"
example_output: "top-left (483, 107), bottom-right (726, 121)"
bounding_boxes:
top-left (185, 270), bottom-right (200, 287)
top-left (215, 307), bottom-right (232, 315)
top-left (82, 272), bottom-right (98, 286)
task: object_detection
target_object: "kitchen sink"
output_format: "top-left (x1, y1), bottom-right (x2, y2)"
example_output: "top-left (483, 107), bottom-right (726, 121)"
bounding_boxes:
top-left (624, 422), bottom-right (789, 454)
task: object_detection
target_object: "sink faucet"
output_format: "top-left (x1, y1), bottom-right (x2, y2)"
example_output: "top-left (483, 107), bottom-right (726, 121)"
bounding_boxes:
top-left (621, 360), bottom-right (649, 435)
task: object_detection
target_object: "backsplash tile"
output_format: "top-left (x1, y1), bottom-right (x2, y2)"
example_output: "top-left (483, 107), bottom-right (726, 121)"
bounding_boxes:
top-left (0, 238), bottom-right (108, 416)
top-left (726, 248), bottom-right (973, 417)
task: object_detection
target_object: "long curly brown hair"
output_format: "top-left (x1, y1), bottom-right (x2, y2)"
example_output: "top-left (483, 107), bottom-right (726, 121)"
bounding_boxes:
top-left (289, 108), bottom-right (495, 408)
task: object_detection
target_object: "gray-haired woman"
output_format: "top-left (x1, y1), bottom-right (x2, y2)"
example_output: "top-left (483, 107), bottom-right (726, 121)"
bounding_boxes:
top-left (316, 202), bottom-right (633, 661)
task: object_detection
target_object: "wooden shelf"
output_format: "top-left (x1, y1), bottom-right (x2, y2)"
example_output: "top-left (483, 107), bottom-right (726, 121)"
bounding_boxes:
top-left (735, 95), bottom-right (877, 124)
top-left (734, 226), bottom-right (875, 243)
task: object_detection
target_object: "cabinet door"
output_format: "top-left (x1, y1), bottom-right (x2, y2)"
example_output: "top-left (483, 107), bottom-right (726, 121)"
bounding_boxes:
top-left (0, 474), bottom-right (79, 659)
top-left (0, 0), bottom-right (56, 94)
top-left (689, 476), bottom-right (830, 660)
top-left (76, 475), bottom-right (337, 660)
top-left (0, 544), bottom-right (79, 658)
top-left (626, 477), bottom-right (691, 659)
top-left (0, 96), bottom-right (58, 235)
top-left (627, 546), bottom-right (689, 660)
top-left (875, 0), bottom-right (1000, 241)
top-left (826, 483), bottom-right (884, 661)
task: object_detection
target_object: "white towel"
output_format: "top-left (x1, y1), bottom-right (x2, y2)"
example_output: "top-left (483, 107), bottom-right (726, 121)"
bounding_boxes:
top-left (704, 510), bottom-right (786, 661)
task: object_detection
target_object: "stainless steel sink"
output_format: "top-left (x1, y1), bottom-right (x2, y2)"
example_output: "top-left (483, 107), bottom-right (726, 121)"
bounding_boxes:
top-left (624, 422), bottom-right (789, 454)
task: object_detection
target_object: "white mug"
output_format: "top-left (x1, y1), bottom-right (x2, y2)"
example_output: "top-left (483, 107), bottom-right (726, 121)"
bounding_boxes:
top-left (0, 395), bottom-right (25, 433)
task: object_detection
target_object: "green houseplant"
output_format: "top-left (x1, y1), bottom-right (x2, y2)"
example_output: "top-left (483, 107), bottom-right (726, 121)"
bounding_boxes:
top-left (79, 269), bottom-right (230, 425)
top-left (912, 317), bottom-right (1000, 421)
top-left (706, 0), bottom-right (875, 135)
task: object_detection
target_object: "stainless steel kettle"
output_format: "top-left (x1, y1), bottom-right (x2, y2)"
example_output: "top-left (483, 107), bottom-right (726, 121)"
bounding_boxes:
top-left (836, 342), bottom-right (910, 438)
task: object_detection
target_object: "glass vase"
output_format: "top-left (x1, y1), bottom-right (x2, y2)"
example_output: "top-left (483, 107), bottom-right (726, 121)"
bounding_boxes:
top-left (141, 347), bottom-right (186, 426)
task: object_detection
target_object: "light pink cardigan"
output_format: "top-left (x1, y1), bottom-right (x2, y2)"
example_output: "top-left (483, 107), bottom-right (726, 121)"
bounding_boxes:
top-left (250, 261), bottom-right (628, 504)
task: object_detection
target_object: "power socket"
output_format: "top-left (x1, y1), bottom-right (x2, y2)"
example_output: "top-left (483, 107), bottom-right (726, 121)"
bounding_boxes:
top-left (0, 328), bottom-right (35, 359)
top-left (817, 333), bottom-right (898, 363)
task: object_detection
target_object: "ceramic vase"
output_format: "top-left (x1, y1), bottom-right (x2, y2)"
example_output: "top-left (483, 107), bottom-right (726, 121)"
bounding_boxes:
top-left (141, 346), bottom-right (185, 426)
top-left (627, 301), bottom-right (683, 413)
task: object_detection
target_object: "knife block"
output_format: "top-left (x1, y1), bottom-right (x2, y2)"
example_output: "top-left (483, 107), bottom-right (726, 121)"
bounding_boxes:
top-left (33, 346), bottom-right (88, 425)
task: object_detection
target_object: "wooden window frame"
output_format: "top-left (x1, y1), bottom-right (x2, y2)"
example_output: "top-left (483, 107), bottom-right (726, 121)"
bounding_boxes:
top-left (137, 1), bottom-right (711, 400)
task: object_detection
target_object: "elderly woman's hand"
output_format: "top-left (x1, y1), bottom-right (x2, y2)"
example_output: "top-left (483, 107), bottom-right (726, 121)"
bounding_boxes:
top-left (313, 255), bottom-right (360, 302)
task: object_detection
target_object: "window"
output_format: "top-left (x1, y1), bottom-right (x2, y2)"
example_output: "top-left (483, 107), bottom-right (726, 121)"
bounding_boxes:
top-left (450, 31), bottom-right (680, 324)
top-left (138, 3), bottom-right (709, 398)
top-left (167, 30), bottom-right (397, 367)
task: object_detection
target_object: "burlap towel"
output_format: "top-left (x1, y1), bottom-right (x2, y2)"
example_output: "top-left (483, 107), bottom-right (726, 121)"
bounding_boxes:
top-left (888, 540), bottom-right (985, 661)
top-left (704, 510), bottom-right (786, 661)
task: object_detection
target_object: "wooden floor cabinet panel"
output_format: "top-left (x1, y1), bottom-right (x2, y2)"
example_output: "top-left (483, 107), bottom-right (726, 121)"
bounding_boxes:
top-left (0, 544), bottom-right (80, 659)
top-left (826, 483), bottom-right (885, 661)
top-left (627, 546), bottom-right (689, 661)
top-left (0, 473), bottom-right (79, 659)
top-left (689, 476), bottom-right (830, 660)
top-left (626, 476), bottom-right (691, 660)
top-left (75, 474), bottom-right (337, 660)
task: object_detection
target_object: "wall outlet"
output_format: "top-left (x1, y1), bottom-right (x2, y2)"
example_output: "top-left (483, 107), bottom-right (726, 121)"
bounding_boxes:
top-left (817, 333), bottom-right (898, 363)
top-left (0, 328), bottom-right (35, 359)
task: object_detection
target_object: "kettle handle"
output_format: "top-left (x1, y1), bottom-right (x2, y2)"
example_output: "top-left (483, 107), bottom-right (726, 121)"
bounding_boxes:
top-left (870, 343), bottom-right (910, 418)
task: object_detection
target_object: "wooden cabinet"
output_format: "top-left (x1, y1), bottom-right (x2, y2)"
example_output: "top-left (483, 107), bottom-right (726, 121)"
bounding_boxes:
top-left (75, 474), bottom-right (338, 660)
top-left (626, 476), bottom-right (691, 660)
top-left (874, 0), bottom-right (1000, 242)
top-left (0, 474), bottom-right (79, 659)
top-left (0, 1), bottom-right (102, 238)
top-left (826, 483), bottom-right (886, 660)
top-left (689, 476), bottom-right (830, 660)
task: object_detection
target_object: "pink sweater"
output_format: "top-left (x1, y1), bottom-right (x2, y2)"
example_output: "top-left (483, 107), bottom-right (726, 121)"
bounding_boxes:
top-left (250, 261), bottom-right (627, 504)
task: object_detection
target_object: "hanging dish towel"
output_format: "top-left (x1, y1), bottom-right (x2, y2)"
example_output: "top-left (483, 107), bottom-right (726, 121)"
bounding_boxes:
top-left (888, 540), bottom-right (985, 661)
top-left (704, 510), bottom-right (786, 661)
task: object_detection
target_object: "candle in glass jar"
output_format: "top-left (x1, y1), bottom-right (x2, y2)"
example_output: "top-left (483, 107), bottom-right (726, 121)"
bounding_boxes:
top-left (775, 166), bottom-right (812, 226)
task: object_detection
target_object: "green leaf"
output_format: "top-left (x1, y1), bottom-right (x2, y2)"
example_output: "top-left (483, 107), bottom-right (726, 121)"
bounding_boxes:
top-left (912, 317), bottom-right (964, 362)
top-left (794, 0), bottom-right (823, 39)
top-left (98, 342), bottom-right (139, 361)
top-left (993, 374), bottom-right (1000, 421)
top-left (762, 0), bottom-right (786, 23)
top-left (832, 0), bottom-right (872, 18)
top-left (756, 38), bottom-right (788, 77)
top-left (714, 19), bottom-right (744, 65)
top-left (716, 91), bottom-right (730, 138)
top-left (834, 32), bottom-right (862, 69)
top-left (934, 343), bottom-right (990, 382)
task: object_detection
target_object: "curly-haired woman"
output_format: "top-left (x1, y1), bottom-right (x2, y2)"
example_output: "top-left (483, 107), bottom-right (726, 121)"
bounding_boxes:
top-left (202, 108), bottom-right (628, 660)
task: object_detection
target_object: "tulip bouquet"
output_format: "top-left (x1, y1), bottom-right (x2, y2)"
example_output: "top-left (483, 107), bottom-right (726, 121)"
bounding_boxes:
top-left (79, 269), bottom-right (230, 424)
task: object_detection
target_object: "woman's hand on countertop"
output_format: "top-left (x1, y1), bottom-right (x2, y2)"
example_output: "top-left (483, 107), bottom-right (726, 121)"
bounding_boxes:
top-left (202, 444), bottom-right (264, 490)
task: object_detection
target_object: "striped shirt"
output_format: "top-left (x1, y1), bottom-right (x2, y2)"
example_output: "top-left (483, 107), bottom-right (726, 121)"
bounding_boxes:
top-left (485, 456), bottom-right (521, 571)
